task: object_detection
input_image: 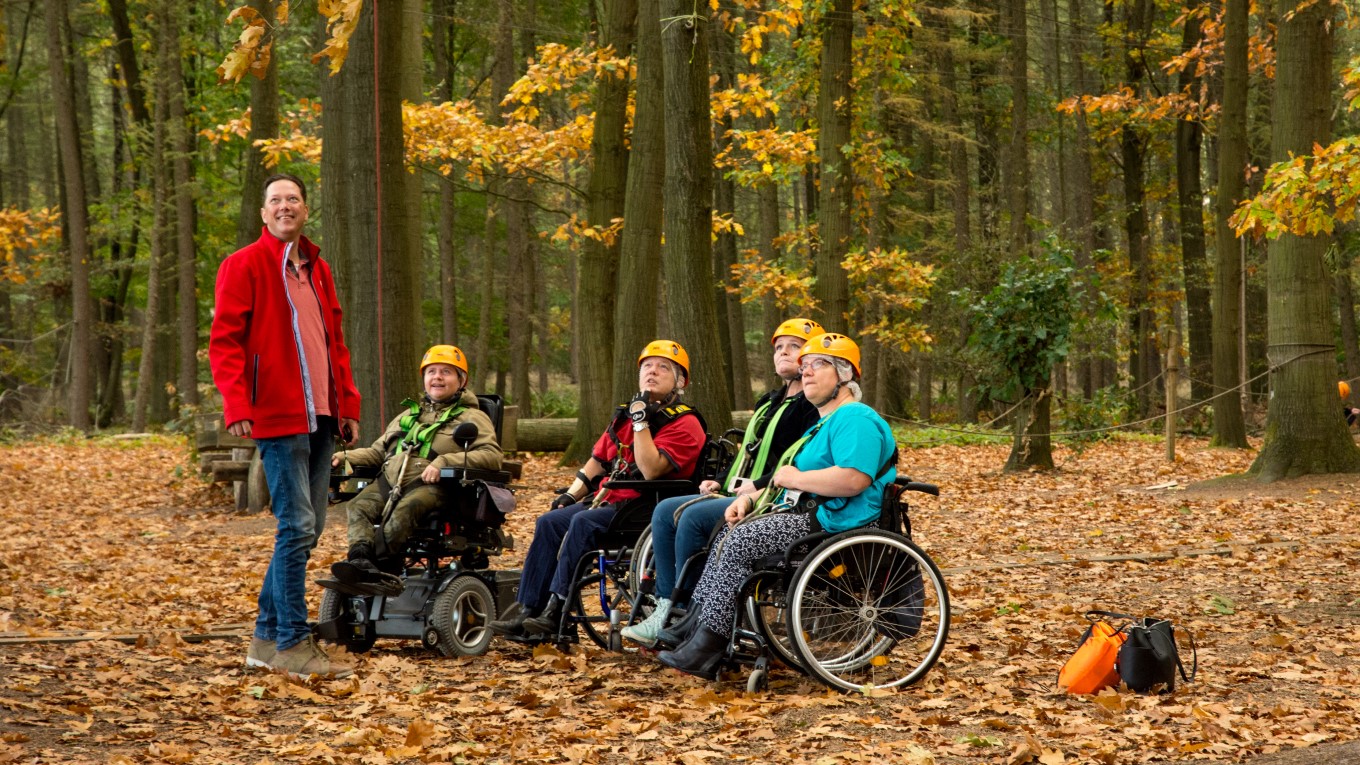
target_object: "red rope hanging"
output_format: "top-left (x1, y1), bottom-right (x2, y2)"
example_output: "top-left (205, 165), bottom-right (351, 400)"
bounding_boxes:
top-left (372, 0), bottom-right (387, 425)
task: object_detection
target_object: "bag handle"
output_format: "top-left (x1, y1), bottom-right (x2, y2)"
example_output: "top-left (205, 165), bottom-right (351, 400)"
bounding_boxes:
top-left (1172, 625), bottom-right (1197, 683)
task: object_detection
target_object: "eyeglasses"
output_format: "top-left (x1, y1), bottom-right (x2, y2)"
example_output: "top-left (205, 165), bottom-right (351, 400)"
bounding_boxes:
top-left (798, 358), bottom-right (834, 375)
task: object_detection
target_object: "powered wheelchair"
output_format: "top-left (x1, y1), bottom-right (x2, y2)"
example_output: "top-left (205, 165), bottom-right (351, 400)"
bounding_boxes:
top-left (517, 433), bottom-right (736, 652)
top-left (313, 394), bottom-right (522, 657)
top-left (642, 476), bottom-right (950, 693)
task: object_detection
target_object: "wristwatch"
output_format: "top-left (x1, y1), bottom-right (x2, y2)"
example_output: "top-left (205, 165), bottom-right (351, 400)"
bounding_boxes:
top-left (632, 421), bottom-right (646, 432)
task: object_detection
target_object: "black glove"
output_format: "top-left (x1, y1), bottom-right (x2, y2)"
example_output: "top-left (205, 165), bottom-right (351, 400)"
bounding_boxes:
top-left (551, 492), bottom-right (576, 510)
top-left (628, 392), bottom-right (652, 424)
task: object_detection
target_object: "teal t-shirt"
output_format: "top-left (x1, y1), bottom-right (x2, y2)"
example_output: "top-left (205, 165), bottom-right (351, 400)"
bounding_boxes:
top-left (791, 401), bottom-right (898, 533)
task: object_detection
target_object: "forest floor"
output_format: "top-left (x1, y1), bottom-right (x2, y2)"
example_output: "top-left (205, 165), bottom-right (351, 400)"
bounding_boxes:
top-left (1, 434), bottom-right (1359, 764)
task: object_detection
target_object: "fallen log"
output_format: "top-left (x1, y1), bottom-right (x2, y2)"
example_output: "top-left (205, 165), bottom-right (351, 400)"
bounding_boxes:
top-left (513, 410), bottom-right (755, 453)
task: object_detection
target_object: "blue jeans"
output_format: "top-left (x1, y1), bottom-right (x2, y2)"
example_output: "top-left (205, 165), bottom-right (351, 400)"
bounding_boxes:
top-left (649, 494), bottom-right (733, 603)
top-left (254, 419), bottom-right (333, 650)
top-left (519, 502), bottom-right (619, 609)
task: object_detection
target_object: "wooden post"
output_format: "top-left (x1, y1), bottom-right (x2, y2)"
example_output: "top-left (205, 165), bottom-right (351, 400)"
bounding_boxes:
top-left (1166, 328), bottom-right (1180, 462)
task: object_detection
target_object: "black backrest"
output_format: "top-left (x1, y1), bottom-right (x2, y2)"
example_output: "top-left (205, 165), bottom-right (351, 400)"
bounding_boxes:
top-left (476, 394), bottom-right (505, 442)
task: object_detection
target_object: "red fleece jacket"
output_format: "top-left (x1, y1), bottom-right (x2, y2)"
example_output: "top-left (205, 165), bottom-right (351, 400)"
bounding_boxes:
top-left (209, 228), bottom-right (361, 438)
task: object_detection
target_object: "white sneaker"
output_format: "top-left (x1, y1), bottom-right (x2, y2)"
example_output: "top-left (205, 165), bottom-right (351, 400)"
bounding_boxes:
top-left (621, 598), bottom-right (672, 647)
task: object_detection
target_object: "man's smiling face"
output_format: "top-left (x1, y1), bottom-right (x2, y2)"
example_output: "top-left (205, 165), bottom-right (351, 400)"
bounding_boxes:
top-left (261, 179), bottom-right (309, 243)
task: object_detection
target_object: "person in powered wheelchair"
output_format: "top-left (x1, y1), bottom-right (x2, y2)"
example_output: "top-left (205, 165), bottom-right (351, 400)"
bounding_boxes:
top-left (621, 318), bottom-right (823, 647)
top-left (656, 332), bottom-right (897, 680)
top-left (328, 344), bottom-right (502, 594)
top-left (489, 340), bottom-right (707, 644)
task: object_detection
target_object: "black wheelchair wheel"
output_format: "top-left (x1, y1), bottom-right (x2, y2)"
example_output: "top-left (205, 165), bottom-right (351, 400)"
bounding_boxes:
top-left (786, 531), bottom-right (949, 692)
top-left (317, 588), bottom-right (377, 654)
top-left (429, 575), bottom-right (496, 657)
top-left (568, 550), bottom-right (634, 650)
top-left (744, 577), bottom-right (804, 672)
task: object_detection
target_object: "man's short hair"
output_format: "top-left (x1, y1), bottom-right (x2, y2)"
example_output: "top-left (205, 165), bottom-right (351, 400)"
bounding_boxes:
top-left (262, 173), bottom-right (308, 203)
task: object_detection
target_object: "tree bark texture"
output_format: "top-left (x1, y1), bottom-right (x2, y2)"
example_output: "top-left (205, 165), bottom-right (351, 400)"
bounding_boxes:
top-left (132, 42), bottom-right (170, 433)
top-left (504, 0), bottom-right (535, 414)
top-left (1250, 0), bottom-right (1359, 480)
top-left (814, 0), bottom-right (853, 328)
top-left (660, 0), bottom-right (732, 432)
top-left (235, 0), bottom-right (279, 248)
top-left (710, 21), bottom-right (751, 409)
top-left (45, 0), bottom-right (93, 431)
top-left (1004, 387), bottom-right (1055, 472)
top-left (433, 0), bottom-right (460, 346)
top-left (1004, 0), bottom-right (1029, 255)
top-left (566, 0), bottom-right (635, 462)
top-left (1175, 2), bottom-right (1212, 408)
top-left (611, 0), bottom-right (662, 406)
top-left (322, 1), bottom-right (423, 438)
top-left (1210, 0), bottom-right (1248, 447)
top-left (166, 6), bottom-right (199, 410)
top-left (1122, 0), bottom-right (1156, 418)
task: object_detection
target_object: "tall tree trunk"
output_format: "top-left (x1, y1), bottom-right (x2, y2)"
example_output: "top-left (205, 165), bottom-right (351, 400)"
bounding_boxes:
top-left (660, 0), bottom-right (732, 431)
top-left (323, 1), bottom-right (423, 437)
top-left (1176, 1), bottom-right (1212, 407)
top-left (1123, 0), bottom-right (1155, 417)
top-left (97, 68), bottom-right (135, 426)
top-left (1210, 0), bottom-right (1249, 447)
top-left (1249, 0), bottom-right (1359, 479)
top-left (45, 0), bottom-right (93, 431)
top-left (132, 44), bottom-right (170, 433)
top-left (813, 0), bottom-right (853, 328)
top-left (567, 0), bottom-right (636, 461)
top-left (504, 0), bottom-right (535, 412)
top-left (166, 6), bottom-right (199, 411)
top-left (235, 0), bottom-right (279, 248)
top-left (711, 21), bottom-right (751, 409)
top-left (610, 0), bottom-right (660, 405)
top-left (433, 0), bottom-right (460, 345)
top-left (1065, 0), bottom-right (1100, 396)
top-left (1004, 0), bottom-right (1029, 255)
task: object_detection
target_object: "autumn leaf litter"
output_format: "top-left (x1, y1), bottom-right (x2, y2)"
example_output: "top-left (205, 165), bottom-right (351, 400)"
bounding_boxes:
top-left (1, 436), bottom-right (1357, 763)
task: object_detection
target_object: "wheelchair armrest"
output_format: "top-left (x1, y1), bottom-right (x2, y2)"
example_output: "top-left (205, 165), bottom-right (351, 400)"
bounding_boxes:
top-left (330, 463), bottom-right (379, 489)
top-left (600, 479), bottom-right (695, 493)
top-left (895, 477), bottom-right (939, 496)
top-left (438, 467), bottom-right (514, 484)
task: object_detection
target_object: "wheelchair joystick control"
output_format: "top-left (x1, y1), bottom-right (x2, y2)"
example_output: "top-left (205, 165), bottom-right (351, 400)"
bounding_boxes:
top-left (453, 422), bottom-right (478, 483)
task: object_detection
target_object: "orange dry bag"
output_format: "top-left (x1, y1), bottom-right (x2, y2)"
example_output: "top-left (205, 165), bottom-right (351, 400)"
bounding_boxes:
top-left (1058, 615), bottom-right (1129, 694)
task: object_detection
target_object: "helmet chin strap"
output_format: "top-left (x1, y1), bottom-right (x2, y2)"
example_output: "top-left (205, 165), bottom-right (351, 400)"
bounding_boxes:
top-left (809, 380), bottom-right (844, 409)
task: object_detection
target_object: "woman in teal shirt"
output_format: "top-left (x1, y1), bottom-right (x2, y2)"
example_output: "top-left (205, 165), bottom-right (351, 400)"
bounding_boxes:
top-left (657, 333), bottom-right (898, 680)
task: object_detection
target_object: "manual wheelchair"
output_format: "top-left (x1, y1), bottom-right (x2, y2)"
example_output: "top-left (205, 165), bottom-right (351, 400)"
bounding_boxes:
top-left (520, 434), bottom-right (736, 652)
top-left (313, 394), bottom-right (522, 658)
top-left (648, 477), bottom-right (950, 693)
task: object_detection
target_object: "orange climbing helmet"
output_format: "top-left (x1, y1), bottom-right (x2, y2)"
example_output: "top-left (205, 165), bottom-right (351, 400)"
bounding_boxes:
top-left (771, 318), bottom-right (824, 345)
top-left (420, 344), bottom-right (468, 377)
top-left (638, 340), bottom-right (690, 381)
top-left (798, 332), bottom-right (861, 378)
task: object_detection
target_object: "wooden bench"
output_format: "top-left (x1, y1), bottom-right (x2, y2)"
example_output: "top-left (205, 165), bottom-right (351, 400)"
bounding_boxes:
top-left (196, 413), bottom-right (268, 512)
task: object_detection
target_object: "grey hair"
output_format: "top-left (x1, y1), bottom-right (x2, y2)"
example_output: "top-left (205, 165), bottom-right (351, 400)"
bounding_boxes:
top-left (660, 359), bottom-right (686, 395)
top-left (828, 357), bottom-right (862, 401)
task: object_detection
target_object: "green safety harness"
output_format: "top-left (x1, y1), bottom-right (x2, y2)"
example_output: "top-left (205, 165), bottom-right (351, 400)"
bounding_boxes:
top-left (394, 397), bottom-right (468, 459)
top-left (724, 389), bottom-right (802, 492)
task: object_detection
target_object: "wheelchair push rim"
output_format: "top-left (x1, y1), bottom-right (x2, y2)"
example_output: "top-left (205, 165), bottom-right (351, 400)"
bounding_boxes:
top-left (786, 531), bottom-right (949, 692)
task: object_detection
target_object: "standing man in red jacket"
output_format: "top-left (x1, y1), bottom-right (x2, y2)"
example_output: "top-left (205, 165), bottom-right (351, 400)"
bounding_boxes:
top-left (209, 173), bottom-right (362, 680)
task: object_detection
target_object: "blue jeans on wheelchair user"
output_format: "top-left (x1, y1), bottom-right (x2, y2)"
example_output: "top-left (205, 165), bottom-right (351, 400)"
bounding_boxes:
top-left (253, 417), bottom-right (334, 651)
top-left (517, 501), bottom-right (617, 611)
top-left (649, 493), bottom-right (734, 605)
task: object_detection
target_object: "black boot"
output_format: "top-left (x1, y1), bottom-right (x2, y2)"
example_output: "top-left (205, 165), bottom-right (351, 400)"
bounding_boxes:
top-left (656, 625), bottom-right (727, 680)
top-left (518, 593), bottom-right (565, 639)
top-left (489, 601), bottom-right (534, 637)
top-left (655, 605), bottom-right (699, 648)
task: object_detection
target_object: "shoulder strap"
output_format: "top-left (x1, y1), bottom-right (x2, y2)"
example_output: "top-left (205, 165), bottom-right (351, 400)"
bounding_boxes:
top-left (397, 400), bottom-right (467, 459)
top-left (724, 399), bottom-right (772, 491)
